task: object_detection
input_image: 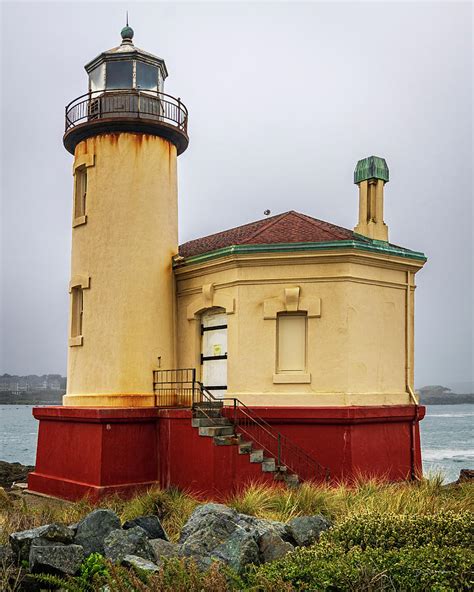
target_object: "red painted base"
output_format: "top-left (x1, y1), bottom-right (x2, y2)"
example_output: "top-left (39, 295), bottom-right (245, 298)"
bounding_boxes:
top-left (29, 405), bottom-right (425, 501)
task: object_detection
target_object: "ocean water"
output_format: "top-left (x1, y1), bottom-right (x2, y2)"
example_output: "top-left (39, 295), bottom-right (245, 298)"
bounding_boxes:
top-left (0, 404), bottom-right (472, 483)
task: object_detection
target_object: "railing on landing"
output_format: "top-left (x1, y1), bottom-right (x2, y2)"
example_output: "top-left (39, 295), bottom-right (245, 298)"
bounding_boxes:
top-left (152, 368), bottom-right (329, 483)
top-left (153, 368), bottom-right (197, 408)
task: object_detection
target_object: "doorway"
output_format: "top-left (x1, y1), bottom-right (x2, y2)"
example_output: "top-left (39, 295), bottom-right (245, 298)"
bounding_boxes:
top-left (201, 308), bottom-right (227, 399)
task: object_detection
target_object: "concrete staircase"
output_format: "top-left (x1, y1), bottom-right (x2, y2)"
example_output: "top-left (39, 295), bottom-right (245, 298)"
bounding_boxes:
top-left (193, 401), bottom-right (300, 486)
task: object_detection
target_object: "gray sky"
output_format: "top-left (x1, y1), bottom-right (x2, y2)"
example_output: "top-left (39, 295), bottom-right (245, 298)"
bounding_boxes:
top-left (1, 1), bottom-right (472, 389)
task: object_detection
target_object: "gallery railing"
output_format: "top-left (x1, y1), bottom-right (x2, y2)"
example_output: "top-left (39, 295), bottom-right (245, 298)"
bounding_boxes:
top-left (65, 89), bottom-right (188, 133)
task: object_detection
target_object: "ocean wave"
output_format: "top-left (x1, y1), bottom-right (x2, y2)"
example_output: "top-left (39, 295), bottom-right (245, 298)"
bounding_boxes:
top-left (423, 448), bottom-right (474, 461)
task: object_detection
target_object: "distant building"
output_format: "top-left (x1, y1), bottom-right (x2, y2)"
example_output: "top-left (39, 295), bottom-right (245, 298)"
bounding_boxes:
top-left (30, 25), bottom-right (427, 502)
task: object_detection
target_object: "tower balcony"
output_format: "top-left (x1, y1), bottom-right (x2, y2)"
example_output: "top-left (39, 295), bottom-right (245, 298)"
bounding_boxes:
top-left (63, 89), bottom-right (189, 155)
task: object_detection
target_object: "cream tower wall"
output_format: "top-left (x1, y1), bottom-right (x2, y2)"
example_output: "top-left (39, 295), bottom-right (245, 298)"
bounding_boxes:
top-left (175, 251), bottom-right (423, 407)
top-left (64, 133), bottom-right (178, 407)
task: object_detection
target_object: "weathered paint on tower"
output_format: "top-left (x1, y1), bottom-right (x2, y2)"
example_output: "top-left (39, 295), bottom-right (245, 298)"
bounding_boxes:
top-left (65, 133), bottom-right (178, 406)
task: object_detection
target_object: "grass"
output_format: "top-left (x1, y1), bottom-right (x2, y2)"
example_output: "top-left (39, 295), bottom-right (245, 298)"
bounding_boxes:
top-left (1, 476), bottom-right (473, 591)
top-left (1, 474), bottom-right (472, 545)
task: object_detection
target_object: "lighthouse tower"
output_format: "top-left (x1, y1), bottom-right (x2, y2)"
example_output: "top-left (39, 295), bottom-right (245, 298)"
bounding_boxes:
top-left (63, 26), bottom-right (188, 407)
top-left (29, 27), bottom-right (189, 499)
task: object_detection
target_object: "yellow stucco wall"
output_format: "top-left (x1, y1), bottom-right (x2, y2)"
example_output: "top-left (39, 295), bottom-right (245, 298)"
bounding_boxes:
top-left (175, 251), bottom-right (424, 407)
top-left (64, 133), bottom-right (178, 407)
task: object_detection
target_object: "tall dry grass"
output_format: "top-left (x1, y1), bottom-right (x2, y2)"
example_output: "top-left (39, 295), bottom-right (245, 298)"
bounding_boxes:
top-left (1, 475), bottom-right (472, 546)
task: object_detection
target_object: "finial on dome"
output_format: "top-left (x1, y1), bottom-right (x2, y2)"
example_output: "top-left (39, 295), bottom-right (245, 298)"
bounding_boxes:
top-left (121, 12), bottom-right (134, 44)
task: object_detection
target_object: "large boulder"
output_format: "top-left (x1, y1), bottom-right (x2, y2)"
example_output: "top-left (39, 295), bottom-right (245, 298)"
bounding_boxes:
top-left (74, 509), bottom-right (121, 557)
top-left (149, 538), bottom-right (180, 567)
top-left (179, 503), bottom-right (260, 573)
top-left (258, 531), bottom-right (294, 563)
top-left (29, 544), bottom-right (84, 576)
top-left (287, 515), bottom-right (331, 546)
top-left (10, 524), bottom-right (75, 562)
top-left (104, 526), bottom-right (155, 564)
top-left (123, 515), bottom-right (168, 541)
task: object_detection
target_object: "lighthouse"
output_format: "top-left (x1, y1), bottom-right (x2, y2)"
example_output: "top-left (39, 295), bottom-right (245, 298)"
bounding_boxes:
top-left (29, 26), bottom-right (427, 501)
top-left (63, 25), bottom-right (188, 407)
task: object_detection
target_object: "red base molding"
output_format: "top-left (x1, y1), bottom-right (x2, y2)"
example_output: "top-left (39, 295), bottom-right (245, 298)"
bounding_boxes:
top-left (29, 405), bottom-right (425, 501)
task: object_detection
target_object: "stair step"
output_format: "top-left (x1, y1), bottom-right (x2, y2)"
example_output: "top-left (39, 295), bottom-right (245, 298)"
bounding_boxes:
top-left (193, 401), bottom-right (223, 409)
top-left (191, 417), bottom-right (232, 428)
top-left (199, 425), bottom-right (234, 437)
top-left (193, 409), bottom-right (223, 418)
top-left (214, 435), bottom-right (240, 446)
top-left (250, 449), bottom-right (264, 463)
top-left (238, 441), bottom-right (253, 454)
top-left (261, 458), bottom-right (276, 472)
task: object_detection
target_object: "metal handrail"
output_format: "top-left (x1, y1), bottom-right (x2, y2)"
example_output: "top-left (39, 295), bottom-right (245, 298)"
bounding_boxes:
top-left (196, 383), bottom-right (329, 483)
top-left (152, 367), bottom-right (329, 482)
top-left (64, 89), bottom-right (188, 133)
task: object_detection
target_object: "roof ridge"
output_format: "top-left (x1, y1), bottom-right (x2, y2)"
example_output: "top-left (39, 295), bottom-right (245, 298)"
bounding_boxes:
top-left (244, 211), bottom-right (294, 243)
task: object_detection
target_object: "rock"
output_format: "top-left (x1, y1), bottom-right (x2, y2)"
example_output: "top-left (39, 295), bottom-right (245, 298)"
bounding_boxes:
top-left (0, 461), bottom-right (34, 490)
top-left (178, 503), bottom-right (237, 543)
top-left (240, 516), bottom-right (293, 542)
top-left (258, 531), bottom-right (294, 562)
top-left (122, 554), bottom-right (160, 573)
top-left (10, 523), bottom-right (75, 562)
top-left (104, 526), bottom-right (155, 564)
top-left (149, 539), bottom-right (180, 567)
top-left (123, 515), bottom-right (168, 541)
top-left (74, 509), bottom-right (121, 557)
top-left (0, 544), bottom-right (14, 565)
top-left (29, 544), bottom-right (84, 576)
top-left (179, 503), bottom-right (260, 573)
top-left (287, 515), bottom-right (331, 546)
top-left (458, 469), bottom-right (474, 483)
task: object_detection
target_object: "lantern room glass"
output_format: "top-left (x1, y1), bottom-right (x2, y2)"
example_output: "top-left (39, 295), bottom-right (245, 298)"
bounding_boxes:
top-left (106, 61), bottom-right (133, 90)
top-left (136, 62), bottom-right (158, 92)
top-left (89, 64), bottom-right (105, 92)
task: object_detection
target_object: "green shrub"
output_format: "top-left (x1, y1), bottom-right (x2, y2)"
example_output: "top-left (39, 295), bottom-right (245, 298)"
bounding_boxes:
top-left (247, 542), bottom-right (474, 591)
top-left (323, 510), bottom-right (474, 550)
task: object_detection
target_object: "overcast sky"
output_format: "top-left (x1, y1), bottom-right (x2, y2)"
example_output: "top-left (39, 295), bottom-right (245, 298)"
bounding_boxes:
top-left (0, 1), bottom-right (472, 389)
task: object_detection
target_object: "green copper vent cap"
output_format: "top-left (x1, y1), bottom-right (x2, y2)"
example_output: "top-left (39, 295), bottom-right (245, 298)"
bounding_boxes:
top-left (354, 156), bottom-right (389, 184)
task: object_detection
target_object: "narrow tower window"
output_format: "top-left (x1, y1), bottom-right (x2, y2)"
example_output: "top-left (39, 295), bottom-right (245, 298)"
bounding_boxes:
top-left (70, 287), bottom-right (83, 340)
top-left (74, 166), bottom-right (87, 225)
top-left (277, 313), bottom-right (307, 373)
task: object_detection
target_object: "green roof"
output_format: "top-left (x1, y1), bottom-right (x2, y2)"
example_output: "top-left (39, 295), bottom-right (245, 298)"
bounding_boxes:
top-left (354, 156), bottom-right (389, 184)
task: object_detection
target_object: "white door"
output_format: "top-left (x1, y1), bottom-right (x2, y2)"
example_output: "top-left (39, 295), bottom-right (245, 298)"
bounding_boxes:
top-left (201, 308), bottom-right (227, 399)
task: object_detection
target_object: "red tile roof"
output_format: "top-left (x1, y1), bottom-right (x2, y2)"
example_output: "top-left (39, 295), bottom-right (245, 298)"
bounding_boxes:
top-left (179, 211), bottom-right (365, 258)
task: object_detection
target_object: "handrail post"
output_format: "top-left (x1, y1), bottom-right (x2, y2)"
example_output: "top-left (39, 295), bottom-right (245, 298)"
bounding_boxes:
top-left (277, 434), bottom-right (281, 468)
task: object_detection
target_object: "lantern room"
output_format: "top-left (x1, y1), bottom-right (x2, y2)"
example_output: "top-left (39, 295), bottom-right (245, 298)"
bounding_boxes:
top-left (63, 26), bottom-right (188, 156)
top-left (84, 26), bottom-right (168, 93)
